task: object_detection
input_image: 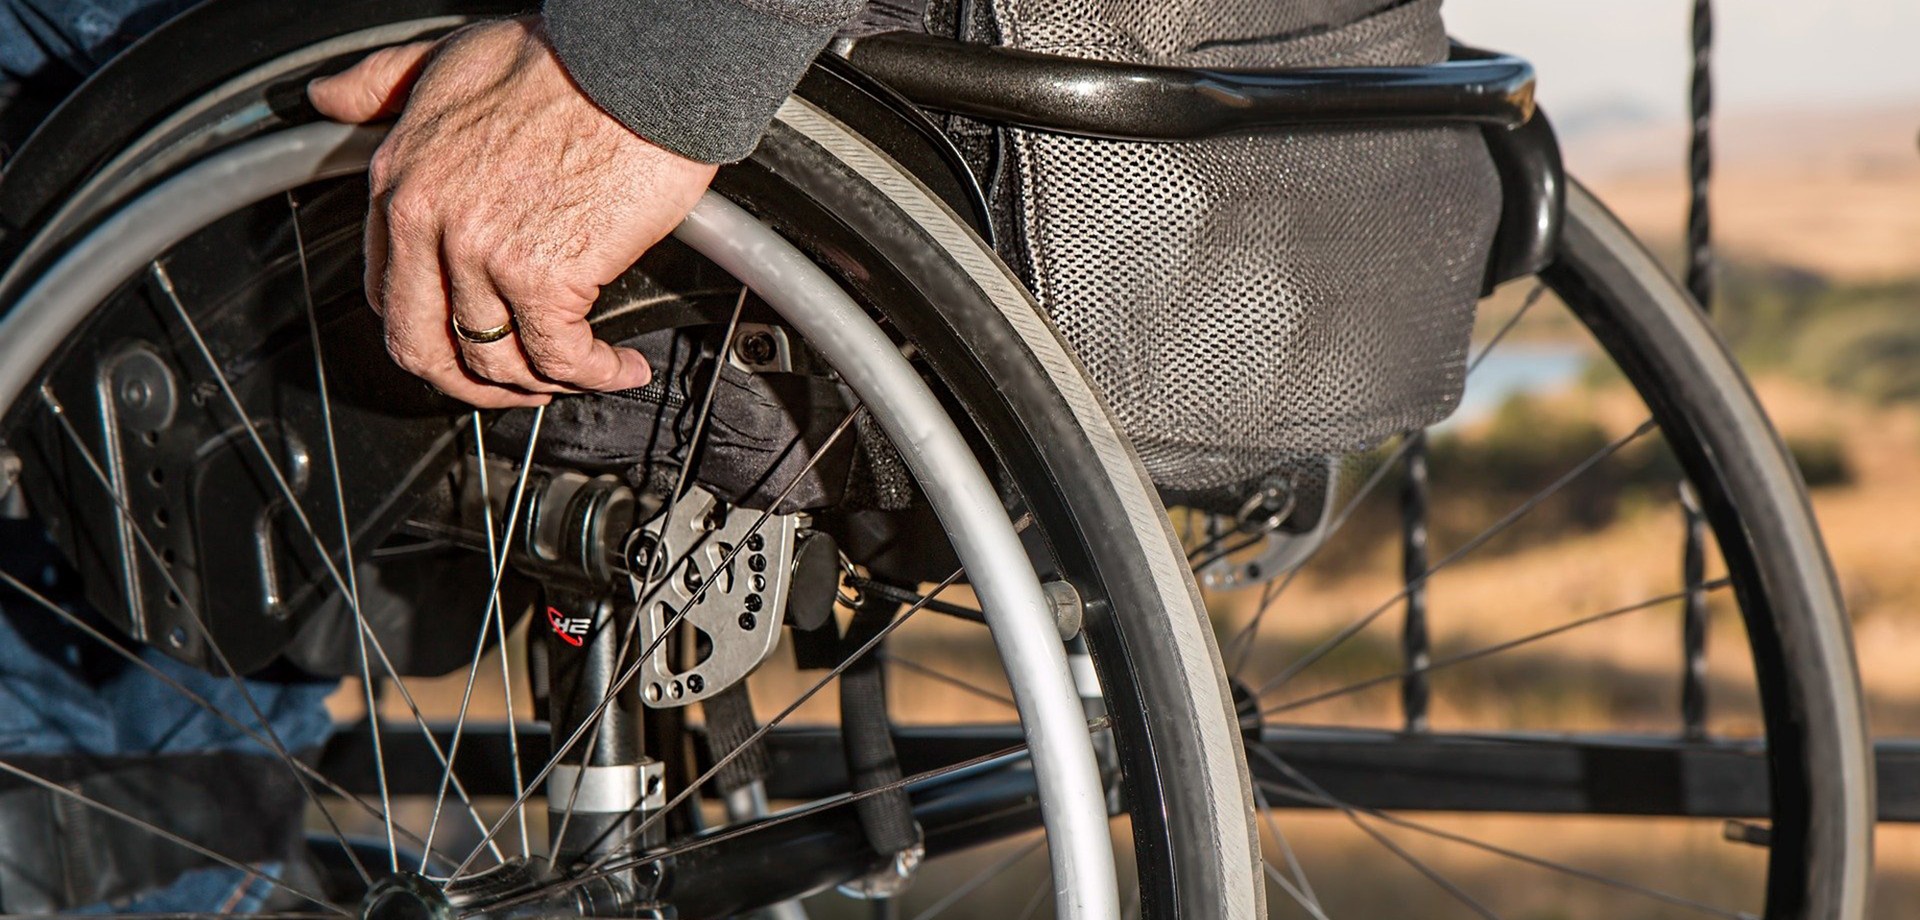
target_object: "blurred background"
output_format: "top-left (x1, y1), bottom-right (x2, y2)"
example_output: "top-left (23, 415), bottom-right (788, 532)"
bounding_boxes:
top-left (318, 2), bottom-right (1919, 916)
top-left (1340, 0), bottom-right (1920, 914)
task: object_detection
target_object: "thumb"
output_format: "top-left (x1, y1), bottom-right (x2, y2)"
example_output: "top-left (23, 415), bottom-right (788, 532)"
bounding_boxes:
top-left (308, 40), bottom-right (438, 123)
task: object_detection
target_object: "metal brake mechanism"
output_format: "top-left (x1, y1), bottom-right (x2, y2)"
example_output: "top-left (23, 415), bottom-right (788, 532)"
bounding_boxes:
top-left (629, 484), bottom-right (799, 708)
top-left (1198, 464), bottom-right (1340, 591)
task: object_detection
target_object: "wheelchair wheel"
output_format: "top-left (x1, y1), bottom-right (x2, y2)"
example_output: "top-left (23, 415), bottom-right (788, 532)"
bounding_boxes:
top-left (1192, 180), bottom-right (1871, 920)
top-left (0, 4), bottom-right (1259, 917)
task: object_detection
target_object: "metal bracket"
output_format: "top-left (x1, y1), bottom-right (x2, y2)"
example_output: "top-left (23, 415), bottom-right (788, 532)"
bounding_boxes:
top-left (547, 761), bottom-right (667, 814)
top-left (1199, 465), bottom-right (1340, 590)
top-left (631, 485), bottom-right (798, 708)
top-left (726, 323), bottom-right (802, 375)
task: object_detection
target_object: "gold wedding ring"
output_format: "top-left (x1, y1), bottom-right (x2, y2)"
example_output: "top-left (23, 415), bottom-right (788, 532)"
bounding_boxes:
top-left (452, 316), bottom-right (514, 345)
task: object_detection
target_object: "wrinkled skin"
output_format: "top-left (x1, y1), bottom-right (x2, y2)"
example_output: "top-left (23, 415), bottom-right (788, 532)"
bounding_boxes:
top-left (309, 17), bottom-right (718, 408)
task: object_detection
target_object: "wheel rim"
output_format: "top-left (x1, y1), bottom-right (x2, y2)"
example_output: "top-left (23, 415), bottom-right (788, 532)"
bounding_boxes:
top-left (0, 122), bottom-right (1132, 916)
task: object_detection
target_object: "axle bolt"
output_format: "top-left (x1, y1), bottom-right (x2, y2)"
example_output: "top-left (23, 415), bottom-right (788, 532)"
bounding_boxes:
top-left (736, 331), bottom-right (777, 366)
top-left (626, 534), bottom-right (659, 578)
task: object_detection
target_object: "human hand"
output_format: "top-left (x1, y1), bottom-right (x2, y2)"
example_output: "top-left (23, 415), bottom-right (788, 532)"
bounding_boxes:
top-left (308, 18), bottom-right (718, 408)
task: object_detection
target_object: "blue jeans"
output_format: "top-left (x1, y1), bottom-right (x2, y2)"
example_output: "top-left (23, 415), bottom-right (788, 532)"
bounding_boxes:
top-left (0, 0), bottom-right (199, 82)
top-left (0, 0), bottom-right (200, 148)
top-left (0, 526), bottom-right (338, 911)
top-left (1, 1), bottom-right (341, 908)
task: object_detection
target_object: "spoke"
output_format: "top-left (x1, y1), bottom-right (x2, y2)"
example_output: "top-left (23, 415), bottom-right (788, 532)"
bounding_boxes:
top-left (0, 568), bottom-right (393, 887)
top-left (1254, 778), bottom-right (1755, 920)
top-left (288, 193), bottom-right (393, 877)
top-left (666, 287), bottom-right (748, 506)
top-left (0, 566), bottom-right (460, 869)
top-left (1260, 859), bottom-right (1331, 920)
top-left (1225, 570), bottom-right (1289, 678)
top-left (1255, 417), bottom-right (1658, 699)
top-left (423, 407), bottom-right (545, 867)
top-left (35, 389), bottom-right (379, 883)
top-left (152, 260), bottom-right (503, 861)
top-left (449, 405), bottom-right (869, 880)
top-left (151, 261), bottom-right (355, 619)
top-left (1223, 434), bottom-right (1417, 678)
top-left (1223, 282), bottom-right (1548, 680)
top-left (1464, 282), bottom-right (1548, 377)
top-left (578, 562), bottom-right (972, 875)
top-left (482, 717), bottom-right (1095, 917)
top-left (881, 651), bottom-right (1016, 709)
top-left (1252, 746), bottom-right (1500, 920)
top-left (1251, 783), bottom-right (1323, 919)
top-left (473, 413), bottom-right (532, 858)
top-left (1262, 577), bottom-right (1730, 718)
top-left (909, 837), bottom-right (1044, 920)
top-left (0, 758), bottom-right (347, 915)
top-left (850, 576), bottom-right (985, 625)
top-left (551, 291), bottom-right (745, 861)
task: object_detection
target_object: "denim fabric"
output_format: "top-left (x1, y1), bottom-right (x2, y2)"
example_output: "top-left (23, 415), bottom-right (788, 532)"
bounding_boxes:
top-left (0, 2), bottom-right (343, 910)
top-left (0, 523), bottom-right (337, 911)
top-left (0, 592), bottom-right (336, 758)
top-left (71, 863), bottom-right (290, 915)
top-left (0, 0), bottom-right (199, 148)
top-left (0, 0), bottom-right (198, 83)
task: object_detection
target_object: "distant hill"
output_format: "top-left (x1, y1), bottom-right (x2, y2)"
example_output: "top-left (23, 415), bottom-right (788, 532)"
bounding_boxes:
top-left (1562, 103), bottom-right (1920, 280)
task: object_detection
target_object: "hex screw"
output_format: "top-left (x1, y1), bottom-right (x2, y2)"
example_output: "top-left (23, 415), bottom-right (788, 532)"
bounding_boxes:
top-left (738, 612), bottom-right (757, 631)
top-left (626, 534), bottom-right (658, 577)
top-left (118, 377), bottom-right (151, 410)
top-left (685, 673), bottom-right (705, 694)
top-left (736, 331), bottom-right (777, 366)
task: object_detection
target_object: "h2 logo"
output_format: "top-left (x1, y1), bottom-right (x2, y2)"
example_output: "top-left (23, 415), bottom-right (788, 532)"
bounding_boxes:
top-left (547, 606), bottom-right (592, 647)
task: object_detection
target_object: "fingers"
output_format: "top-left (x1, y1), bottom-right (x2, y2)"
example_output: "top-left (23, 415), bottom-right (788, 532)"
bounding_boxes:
top-left (368, 186), bottom-right (641, 406)
top-left (378, 196), bottom-right (546, 409)
top-left (363, 191), bottom-right (390, 317)
top-left (503, 275), bottom-right (652, 392)
top-left (308, 40), bottom-right (438, 123)
top-left (446, 257), bottom-right (572, 394)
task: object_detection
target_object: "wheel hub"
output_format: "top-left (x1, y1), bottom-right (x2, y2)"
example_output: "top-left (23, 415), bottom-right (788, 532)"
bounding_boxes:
top-left (360, 873), bottom-right (451, 920)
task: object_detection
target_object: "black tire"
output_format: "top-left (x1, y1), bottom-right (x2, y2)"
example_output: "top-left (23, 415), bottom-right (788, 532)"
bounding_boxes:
top-left (1545, 181), bottom-right (1872, 920)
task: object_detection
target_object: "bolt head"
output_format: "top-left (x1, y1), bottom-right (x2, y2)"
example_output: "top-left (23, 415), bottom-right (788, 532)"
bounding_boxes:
top-left (737, 331), bottom-right (777, 365)
top-left (626, 534), bottom-right (659, 576)
top-left (118, 377), bottom-right (151, 409)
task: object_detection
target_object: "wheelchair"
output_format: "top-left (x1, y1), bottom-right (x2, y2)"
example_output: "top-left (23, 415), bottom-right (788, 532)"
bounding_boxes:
top-left (0, 1), bottom-right (1871, 917)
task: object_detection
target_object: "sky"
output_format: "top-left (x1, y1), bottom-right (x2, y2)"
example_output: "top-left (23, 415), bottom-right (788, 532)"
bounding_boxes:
top-left (1444, 0), bottom-right (1920, 122)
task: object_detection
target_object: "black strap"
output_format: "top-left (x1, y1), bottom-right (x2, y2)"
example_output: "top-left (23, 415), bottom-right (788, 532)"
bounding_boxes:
top-left (838, 603), bottom-right (921, 859)
top-left (701, 684), bottom-right (769, 797)
top-left (0, 750), bottom-right (308, 912)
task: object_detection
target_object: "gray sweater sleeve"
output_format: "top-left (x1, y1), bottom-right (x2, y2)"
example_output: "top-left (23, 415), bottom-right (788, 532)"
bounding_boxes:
top-left (544, 0), bottom-right (867, 164)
